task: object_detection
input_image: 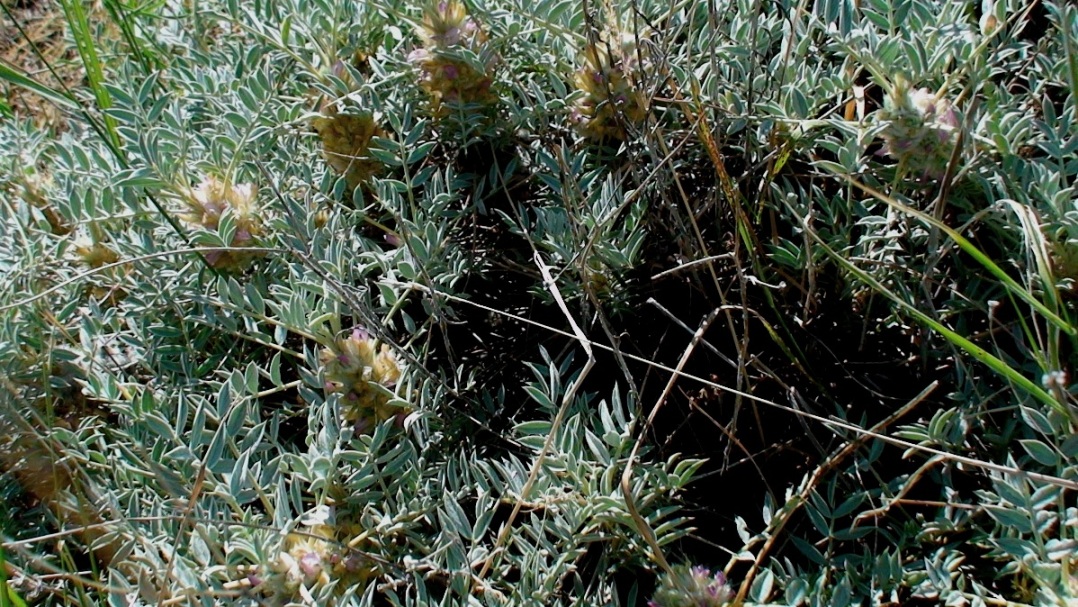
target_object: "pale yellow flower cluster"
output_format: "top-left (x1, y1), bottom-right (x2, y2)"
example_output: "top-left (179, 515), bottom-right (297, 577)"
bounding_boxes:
top-left (408, 0), bottom-right (497, 115)
top-left (264, 517), bottom-right (377, 600)
top-left (180, 175), bottom-right (263, 270)
top-left (570, 31), bottom-right (650, 140)
top-left (312, 108), bottom-right (384, 190)
top-left (276, 524), bottom-right (337, 588)
top-left (319, 328), bottom-right (405, 432)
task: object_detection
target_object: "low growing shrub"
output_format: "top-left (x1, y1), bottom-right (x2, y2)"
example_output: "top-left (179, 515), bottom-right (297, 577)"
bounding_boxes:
top-left (0, 0), bottom-right (1076, 605)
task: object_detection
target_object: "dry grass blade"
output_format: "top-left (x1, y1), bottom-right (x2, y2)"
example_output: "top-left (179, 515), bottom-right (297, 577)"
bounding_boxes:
top-left (621, 308), bottom-right (719, 577)
top-left (475, 252), bottom-right (595, 582)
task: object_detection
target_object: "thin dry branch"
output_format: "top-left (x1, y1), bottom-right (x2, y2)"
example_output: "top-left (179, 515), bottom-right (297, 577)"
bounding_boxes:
top-left (474, 252), bottom-right (596, 582)
top-left (731, 380), bottom-right (938, 604)
top-left (621, 308), bottom-right (719, 577)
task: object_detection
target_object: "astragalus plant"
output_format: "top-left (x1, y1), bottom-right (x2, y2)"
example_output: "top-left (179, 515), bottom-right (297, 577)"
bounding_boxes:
top-left (1, 0), bottom-right (1077, 605)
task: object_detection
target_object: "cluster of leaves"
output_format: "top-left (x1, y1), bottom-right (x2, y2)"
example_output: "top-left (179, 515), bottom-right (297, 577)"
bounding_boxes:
top-left (1, 0), bottom-right (1076, 604)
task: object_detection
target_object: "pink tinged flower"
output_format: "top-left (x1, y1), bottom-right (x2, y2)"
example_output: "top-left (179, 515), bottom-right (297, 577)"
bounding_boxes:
top-left (203, 250), bottom-right (223, 266)
top-left (332, 60), bottom-right (348, 80)
top-left (934, 102), bottom-right (959, 143)
top-left (299, 551), bottom-right (323, 578)
top-left (341, 554), bottom-right (366, 572)
top-left (939, 104), bottom-right (958, 128)
top-left (384, 233), bottom-right (402, 247)
top-left (338, 354), bottom-right (351, 365)
top-left (707, 574), bottom-right (727, 596)
top-left (353, 417), bottom-right (372, 434)
top-left (351, 327), bottom-right (369, 341)
top-left (706, 570), bottom-right (732, 602)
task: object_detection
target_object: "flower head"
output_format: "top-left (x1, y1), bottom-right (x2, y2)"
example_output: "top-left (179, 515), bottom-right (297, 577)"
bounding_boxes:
top-left (876, 77), bottom-right (961, 178)
top-left (649, 564), bottom-right (732, 607)
top-left (417, 0), bottom-right (486, 49)
top-left (266, 515), bottom-right (377, 599)
top-left (312, 107), bottom-right (384, 189)
top-left (571, 30), bottom-right (650, 140)
top-left (276, 524), bottom-right (335, 588)
top-left (409, 0), bottom-right (497, 115)
top-left (319, 328), bottom-right (405, 432)
top-left (180, 175), bottom-right (263, 270)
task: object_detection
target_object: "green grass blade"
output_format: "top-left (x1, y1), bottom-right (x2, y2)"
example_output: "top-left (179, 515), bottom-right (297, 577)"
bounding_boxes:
top-left (100, 0), bottom-right (166, 74)
top-left (802, 218), bottom-right (1068, 415)
top-left (836, 173), bottom-right (1077, 336)
top-left (0, 548), bottom-right (29, 607)
top-left (57, 0), bottom-right (120, 148)
top-left (0, 64), bottom-right (80, 111)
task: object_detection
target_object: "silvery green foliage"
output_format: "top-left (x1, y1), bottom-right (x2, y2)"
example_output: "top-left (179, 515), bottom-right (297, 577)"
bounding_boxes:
top-left (1, 0), bottom-right (1077, 604)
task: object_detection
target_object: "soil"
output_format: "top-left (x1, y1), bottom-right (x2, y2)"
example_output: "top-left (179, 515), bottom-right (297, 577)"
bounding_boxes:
top-left (1, 0), bottom-right (84, 129)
